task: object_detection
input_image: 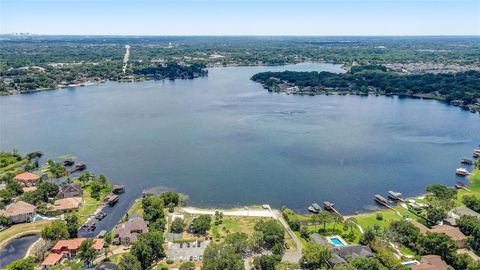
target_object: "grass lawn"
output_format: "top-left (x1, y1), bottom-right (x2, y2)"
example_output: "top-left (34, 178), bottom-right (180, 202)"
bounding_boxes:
top-left (77, 185), bottom-right (110, 223)
top-left (127, 199), bottom-right (143, 217)
top-left (209, 216), bottom-right (264, 241)
top-left (0, 159), bottom-right (27, 174)
top-left (456, 168), bottom-right (480, 204)
top-left (0, 221), bottom-right (52, 247)
top-left (355, 206), bottom-right (409, 231)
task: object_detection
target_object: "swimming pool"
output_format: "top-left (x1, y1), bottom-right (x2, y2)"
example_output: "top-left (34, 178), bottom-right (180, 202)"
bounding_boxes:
top-left (327, 236), bottom-right (347, 246)
top-left (401, 261), bottom-right (419, 267)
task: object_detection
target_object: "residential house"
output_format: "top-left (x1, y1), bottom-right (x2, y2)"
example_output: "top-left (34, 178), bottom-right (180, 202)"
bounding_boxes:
top-left (50, 197), bottom-right (82, 214)
top-left (41, 238), bottom-right (104, 269)
top-left (431, 225), bottom-right (467, 248)
top-left (329, 245), bottom-right (374, 266)
top-left (58, 183), bottom-right (83, 198)
top-left (412, 255), bottom-right (449, 270)
top-left (445, 206), bottom-right (480, 226)
top-left (113, 219), bottom-right (149, 245)
top-left (14, 172), bottom-right (41, 187)
top-left (412, 221), bottom-right (467, 248)
top-left (0, 201), bottom-right (36, 223)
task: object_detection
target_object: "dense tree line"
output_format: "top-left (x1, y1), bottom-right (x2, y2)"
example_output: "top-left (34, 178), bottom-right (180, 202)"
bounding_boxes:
top-left (251, 67), bottom-right (480, 109)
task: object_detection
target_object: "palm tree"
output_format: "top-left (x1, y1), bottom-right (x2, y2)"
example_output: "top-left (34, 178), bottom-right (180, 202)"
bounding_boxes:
top-left (331, 213), bottom-right (343, 231)
top-left (345, 217), bottom-right (358, 233)
top-left (317, 211), bottom-right (332, 232)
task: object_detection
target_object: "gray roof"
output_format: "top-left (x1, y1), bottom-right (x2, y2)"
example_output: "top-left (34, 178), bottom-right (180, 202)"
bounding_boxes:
top-left (334, 245), bottom-right (374, 260)
top-left (329, 253), bottom-right (347, 265)
top-left (310, 233), bottom-right (329, 245)
top-left (454, 206), bottom-right (480, 218)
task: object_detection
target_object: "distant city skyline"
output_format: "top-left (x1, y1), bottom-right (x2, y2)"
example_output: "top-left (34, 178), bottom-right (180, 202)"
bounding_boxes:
top-left (1, 0), bottom-right (479, 36)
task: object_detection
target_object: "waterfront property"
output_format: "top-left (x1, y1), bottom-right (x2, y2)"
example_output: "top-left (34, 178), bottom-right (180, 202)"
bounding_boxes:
top-left (0, 201), bottom-right (36, 224)
top-left (41, 238), bottom-right (104, 268)
top-left (113, 218), bottom-right (149, 245)
top-left (50, 197), bottom-right (83, 214)
top-left (14, 172), bottom-right (41, 187)
top-left (326, 235), bottom-right (348, 247)
top-left (1, 63), bottom-right (480, 221)
top-left (329, 245), bottom-right (374, 266)
top-left (412, 221), bottom-right (467, 249)
top-left (57, 183), bottom-right (83, 198)
top-left (412, 255), bottom-right (449, 270)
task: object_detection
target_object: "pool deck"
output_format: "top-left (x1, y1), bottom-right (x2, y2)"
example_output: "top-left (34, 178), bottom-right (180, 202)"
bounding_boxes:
top-left (326, 235), bottom-right (349, 246)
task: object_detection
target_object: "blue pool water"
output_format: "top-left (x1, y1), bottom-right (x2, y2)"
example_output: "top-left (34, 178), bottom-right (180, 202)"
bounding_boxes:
top-left (329, 237), bottom-right (345, 246)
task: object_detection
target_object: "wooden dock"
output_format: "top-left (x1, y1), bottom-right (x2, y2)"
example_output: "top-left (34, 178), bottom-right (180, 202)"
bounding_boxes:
top-left (323, 201), bottom-right (341, 215)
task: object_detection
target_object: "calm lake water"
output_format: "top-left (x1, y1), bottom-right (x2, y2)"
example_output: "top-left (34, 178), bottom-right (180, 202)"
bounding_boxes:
top-left (0, 234), bottom-right (39, 268)
top-left (1, 63), bottom-right (479, 234)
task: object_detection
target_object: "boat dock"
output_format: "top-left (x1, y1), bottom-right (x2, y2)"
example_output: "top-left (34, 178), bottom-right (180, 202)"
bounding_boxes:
top-left (388, 191), bottom-right (405, 202)
top-left (374, 194), bottom-right (394, 210)
top-left (308, 203), bottom-right (321, 213)
top-left (456, 168), bottom-right (470, 176)
top-left (323, 201), bottom-right (341, 215)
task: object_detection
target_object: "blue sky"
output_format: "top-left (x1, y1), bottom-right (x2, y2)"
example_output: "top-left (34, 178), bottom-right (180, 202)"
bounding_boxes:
top-left (1, 0), bottom-right (479, 35)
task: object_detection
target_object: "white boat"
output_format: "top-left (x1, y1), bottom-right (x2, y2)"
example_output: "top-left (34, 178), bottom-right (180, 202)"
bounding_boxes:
top-left (456, 168), bottom-right (470, 176)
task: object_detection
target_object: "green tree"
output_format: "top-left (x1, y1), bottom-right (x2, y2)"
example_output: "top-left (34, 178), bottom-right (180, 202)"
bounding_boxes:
top-left (191, 215), bottom-right (211, 234)
top-left (131, 231), bottom-right (165, 269)
top-left (224, 232), bottom-right (250, 255)
top-left (253, 255), bottom-right (281, 270)
top-left (360, 227), bottom-right (376, 246)
top-left (299, 243), bottom-right (332, 270)
top-left (160, 191), bottom-right (179, 206)
top-left (179, 261), bottom-right (195, 270)
top-left (6, 258), bottom-right (35, 270)
top-left (202, 242), bottom-right (244, 270)
top-left (254, 219), bottom-right (285, 249)
top-left (272, 243), bottom-right (284, 256)
top-left (351, 257), bottom-right (386, 270)
top-left (65, 213), bottom-right (79, 238)
top-left (118, 253), bottom-right (142, 270)
top-left (426, 184), bottom-right (457, 201)
top-left (98, 174), bottom-right (108, 187)
top-left (417, 232), bottom-right (457, 264)
top-left (77, 238), bottom-right (99, 267)
top-left (142, 195), bottom-right (165, 223)
top-left (250, 231), bottom-right (265, 253)
top-left (171, 217), bottom-right (184, 233)
top-left (131, 239), bottom-right (153, 269)
top-left (41, 220), bottom-right (69, 241)
top-left (426, 207), bottom-right (447, 224)
top-left (317, 211), bottom-right (333, 232)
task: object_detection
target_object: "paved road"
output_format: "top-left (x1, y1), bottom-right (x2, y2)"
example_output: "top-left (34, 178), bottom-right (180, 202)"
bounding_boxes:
top-left (273, 210), bottom-right (304, 263)
top-left (122, 45), bottom-right (131, 74)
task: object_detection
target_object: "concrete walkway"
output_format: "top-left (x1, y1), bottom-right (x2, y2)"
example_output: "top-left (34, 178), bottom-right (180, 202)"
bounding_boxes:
top-left (181, 207), bottom-right (275, 218)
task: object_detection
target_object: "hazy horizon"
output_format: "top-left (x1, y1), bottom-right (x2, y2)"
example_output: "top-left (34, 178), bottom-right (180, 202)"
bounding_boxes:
top-left (2, 0), bottom-right (479, 36)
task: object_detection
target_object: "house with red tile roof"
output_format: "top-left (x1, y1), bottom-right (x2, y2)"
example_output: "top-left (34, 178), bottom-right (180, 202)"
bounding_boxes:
top-left (41, 238), bottom-right (104, 269)
top-left (14, 172), bottom-right (41, 187)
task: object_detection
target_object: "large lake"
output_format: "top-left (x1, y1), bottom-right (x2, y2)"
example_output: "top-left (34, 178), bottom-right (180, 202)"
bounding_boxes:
top-left (1, 63), bottom-right (479, 233)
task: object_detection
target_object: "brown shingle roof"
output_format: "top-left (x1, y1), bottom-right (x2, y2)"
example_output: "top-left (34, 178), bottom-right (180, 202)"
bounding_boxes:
top-left (412, 255), bottom-right (449, 270)
top-left (14, 172), bottom-right (40, 182)
top-left (412, 220), bottom-right (430, 234)
top-left (0, 201), bottom-right (36, 217)
top-left (431, 225), bottom-right (466, 241)
top-left (51, 197), bottom-right (82, 212)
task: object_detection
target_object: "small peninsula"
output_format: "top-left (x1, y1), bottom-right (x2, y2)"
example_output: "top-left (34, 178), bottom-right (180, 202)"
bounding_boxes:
top-left (251, 65), bottom-right (480, 113)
